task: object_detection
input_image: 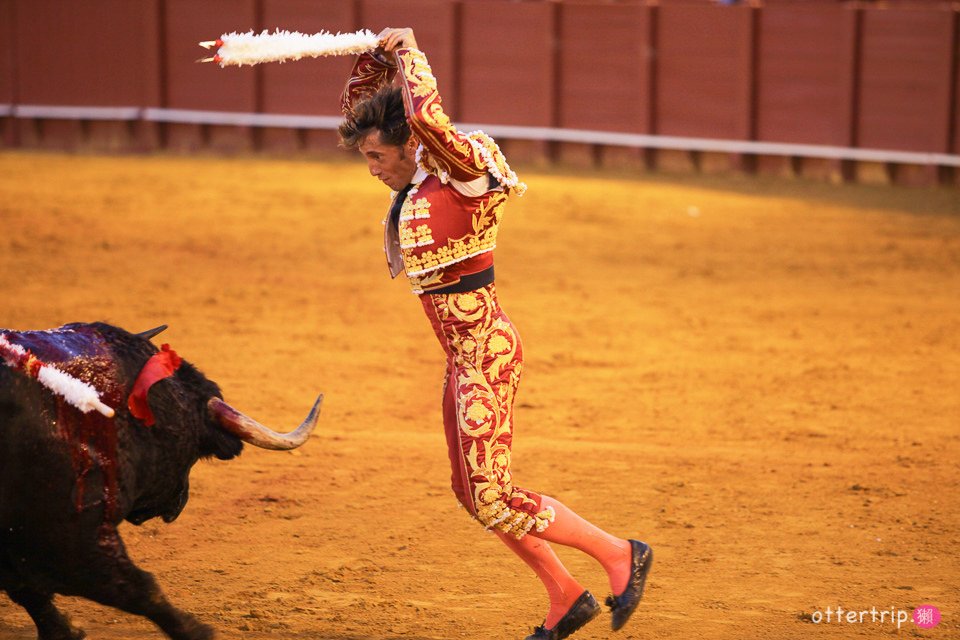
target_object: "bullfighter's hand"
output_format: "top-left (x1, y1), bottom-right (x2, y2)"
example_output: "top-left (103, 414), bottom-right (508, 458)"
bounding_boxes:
top-left (378, 27), bottom-right (418, 53)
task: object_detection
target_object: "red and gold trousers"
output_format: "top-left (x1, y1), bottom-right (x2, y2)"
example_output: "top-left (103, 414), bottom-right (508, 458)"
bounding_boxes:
top-left (420, 283), bottom-right (556, 539)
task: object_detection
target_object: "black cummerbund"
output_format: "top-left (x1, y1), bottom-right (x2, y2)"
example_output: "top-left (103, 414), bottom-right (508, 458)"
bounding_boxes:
top-left (426, 266), bottom-right (495, 295)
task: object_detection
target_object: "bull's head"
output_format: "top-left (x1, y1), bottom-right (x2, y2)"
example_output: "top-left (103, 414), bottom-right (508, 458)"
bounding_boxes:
top-left (124, 324), bottom-right (322, 525)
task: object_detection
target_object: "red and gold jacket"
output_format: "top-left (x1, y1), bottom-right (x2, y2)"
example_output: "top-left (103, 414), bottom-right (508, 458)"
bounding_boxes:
top-left (341, 47), bottom-right (526, 294)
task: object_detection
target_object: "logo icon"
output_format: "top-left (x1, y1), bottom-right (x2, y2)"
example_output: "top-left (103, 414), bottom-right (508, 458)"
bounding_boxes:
top-left (913, 605), bottom-right (941, 629)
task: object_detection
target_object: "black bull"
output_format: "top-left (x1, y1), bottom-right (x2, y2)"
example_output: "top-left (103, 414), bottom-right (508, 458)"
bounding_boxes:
top-left (0, 322), bottom-right (321, 640)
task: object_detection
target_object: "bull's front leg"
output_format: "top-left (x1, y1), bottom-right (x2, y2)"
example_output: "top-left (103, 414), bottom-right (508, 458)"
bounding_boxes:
top-left (5, 587), bottom-right (86, 640)
top-left (77, 529), bottom-right (214, 640)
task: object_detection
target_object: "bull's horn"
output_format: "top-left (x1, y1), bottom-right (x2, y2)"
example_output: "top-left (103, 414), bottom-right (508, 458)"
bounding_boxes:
top-left (207, 394), bottom-right (322, 450)
top-left (136, 325), bottom-right (168, 340)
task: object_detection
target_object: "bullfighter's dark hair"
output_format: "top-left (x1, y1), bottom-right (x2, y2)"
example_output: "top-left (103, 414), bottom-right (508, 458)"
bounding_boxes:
top-left (338, 85), bottom-right (410, 149)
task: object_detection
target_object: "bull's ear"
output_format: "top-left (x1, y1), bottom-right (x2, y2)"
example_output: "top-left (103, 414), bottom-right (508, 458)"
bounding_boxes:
top-left (201, 424), bottom-right (243, 461)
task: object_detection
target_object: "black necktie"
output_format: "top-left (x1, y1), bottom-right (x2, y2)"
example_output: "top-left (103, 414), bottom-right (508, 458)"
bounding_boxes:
top-left (389, 183), bottom-right (414, 233)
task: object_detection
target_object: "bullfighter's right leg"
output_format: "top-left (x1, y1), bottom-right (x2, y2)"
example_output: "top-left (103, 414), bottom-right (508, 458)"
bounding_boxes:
top-left (5, 587), bottom-right (85, 640)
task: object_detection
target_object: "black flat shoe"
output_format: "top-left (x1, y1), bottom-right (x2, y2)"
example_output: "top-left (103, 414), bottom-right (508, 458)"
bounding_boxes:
top-left (606, 539), bottom-right (653, 631)
top-left (524, 590), bottom-right (601, 640)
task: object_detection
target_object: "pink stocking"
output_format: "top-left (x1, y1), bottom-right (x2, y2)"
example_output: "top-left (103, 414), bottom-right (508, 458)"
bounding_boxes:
top-left (495, 531), bottom-right (585, 628)
top-left (529, 495), bottom-right (633, 595)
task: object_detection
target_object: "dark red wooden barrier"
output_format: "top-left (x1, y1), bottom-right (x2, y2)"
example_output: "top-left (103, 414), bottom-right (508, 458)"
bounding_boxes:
top-left (164, 0), bottom-right (257, 151)
top-left (359, 0), bottom-right (459, 117)
top-left (858, 7), bottom-right (954, 153)
top-left (954, 12), bottom-right (960, 158)
top-left (458, 0), bottom-right (555, 127)
top-left (3, 0), bottom-right (959, 184)
top-left (557, 1), bottom-right (652, 134)
top-left (656, 4), bottom-right (754, 140)
top-left (456, 0), bottom-right (558, 163)
top-left (10, 0), bottom-right (161, 149)
top-left (255, 0), bottom-right (356, 152)
top-left (0, 0), bottom-right (12, 146)
top-left (165, 0), bottom-right (256, 111)
top-left (14, 0), bottom-right (156, 107)
top-left (0, 0), bottom-right (14, 106)
top-left (260, 0), bottom-right (355, 117)
top-left (757, 4), bottom-right (856, 146)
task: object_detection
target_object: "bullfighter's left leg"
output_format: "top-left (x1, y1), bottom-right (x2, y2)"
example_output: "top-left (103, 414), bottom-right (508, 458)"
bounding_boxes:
top-left (493, 530), bottom-right (589, 629)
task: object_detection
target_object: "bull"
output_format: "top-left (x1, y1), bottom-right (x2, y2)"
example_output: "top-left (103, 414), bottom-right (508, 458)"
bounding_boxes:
top-left (0, 322), bottom-right (321, 640)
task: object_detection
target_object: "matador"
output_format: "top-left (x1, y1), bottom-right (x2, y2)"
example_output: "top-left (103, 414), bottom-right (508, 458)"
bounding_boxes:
top-left (338, 27), bottom-right (653, 640)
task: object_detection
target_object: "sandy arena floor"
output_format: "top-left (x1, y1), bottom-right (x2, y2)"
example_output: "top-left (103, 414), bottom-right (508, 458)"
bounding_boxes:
top-left (0, 150), bottom-right (958, 639)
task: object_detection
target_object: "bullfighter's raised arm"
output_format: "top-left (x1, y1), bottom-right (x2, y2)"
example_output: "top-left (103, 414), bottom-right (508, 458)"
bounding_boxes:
top-left (369, 27), bottom-right (491, 183)
top-left (393, 46), bottom-right (489, 182)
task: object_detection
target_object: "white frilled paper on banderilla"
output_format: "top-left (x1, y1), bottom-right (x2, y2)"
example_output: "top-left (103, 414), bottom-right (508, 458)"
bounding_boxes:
top-left (199, 29), bottom-right (380, 67)
top-left (0, 335), bottom-right (115, 418)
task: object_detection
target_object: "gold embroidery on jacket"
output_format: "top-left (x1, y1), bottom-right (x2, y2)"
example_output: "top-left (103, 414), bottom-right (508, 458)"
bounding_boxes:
top-left (399, 197), bottom-right (431, 222)
top-left (400, 223), bottom-right (434, 249)
top-left (401, 192), bottom-right (508, 277)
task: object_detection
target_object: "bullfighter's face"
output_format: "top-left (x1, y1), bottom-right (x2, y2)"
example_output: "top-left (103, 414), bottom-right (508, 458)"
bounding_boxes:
top-left (359, 130), bottom-right (418, 191)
